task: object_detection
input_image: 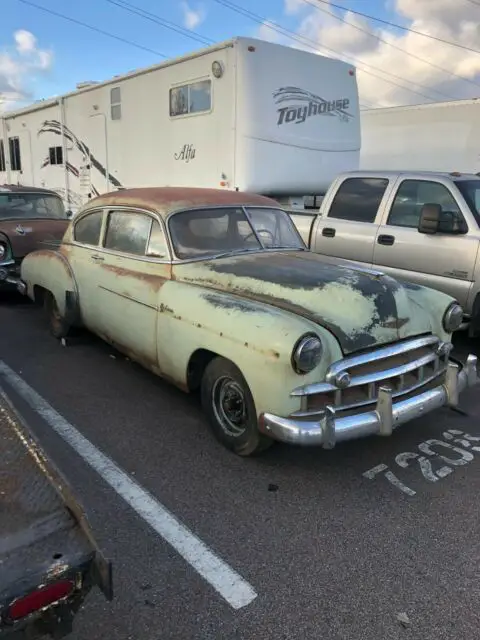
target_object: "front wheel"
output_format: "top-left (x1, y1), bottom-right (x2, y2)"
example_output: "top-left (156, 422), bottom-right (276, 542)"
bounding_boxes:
top-left (44, 291), bottom-right (71, 339)
top-left (201, 357), bottom-right (273, 456)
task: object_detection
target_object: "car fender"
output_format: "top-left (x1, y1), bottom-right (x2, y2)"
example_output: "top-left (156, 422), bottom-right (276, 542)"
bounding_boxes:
top-left (156, 281), bottom-right (343, 418)
top-left (21, 249), bottom-right (79, 322)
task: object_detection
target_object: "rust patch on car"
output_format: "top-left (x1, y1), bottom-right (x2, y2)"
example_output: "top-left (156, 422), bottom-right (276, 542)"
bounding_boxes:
top-left (100, 263), bottom-right (169, 288)
top-left (159, 303), bottom-right (174, 314)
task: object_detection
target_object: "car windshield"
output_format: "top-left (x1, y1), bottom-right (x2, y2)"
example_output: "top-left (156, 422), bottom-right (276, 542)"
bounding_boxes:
top-left (456, 180), bottom-right (480, 224)
top-left (168, 206), bottom-right (306, 260)
top-left (0, 193), bottom-right (66, 220)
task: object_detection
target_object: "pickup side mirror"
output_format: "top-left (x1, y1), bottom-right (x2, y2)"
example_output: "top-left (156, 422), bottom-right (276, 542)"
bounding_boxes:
top-left (418, 203), bottom-right (441, 234)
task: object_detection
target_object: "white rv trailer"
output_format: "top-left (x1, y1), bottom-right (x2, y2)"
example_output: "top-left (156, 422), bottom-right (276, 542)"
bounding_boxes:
top-left (360, 98), bottom-right (480, 174)
top-left (0, 36), bottom-right (360, 213)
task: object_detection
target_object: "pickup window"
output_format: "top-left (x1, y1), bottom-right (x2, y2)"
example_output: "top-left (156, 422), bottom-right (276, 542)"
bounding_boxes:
top-left (388, 180), bottom-right (464, 230)
top-left (328, 177), bottom-right (388, 223)
top-left (456, 180), bottom-right (480, 223)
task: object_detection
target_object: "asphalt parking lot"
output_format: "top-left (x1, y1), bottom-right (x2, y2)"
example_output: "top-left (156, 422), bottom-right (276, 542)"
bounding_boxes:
top-left (2, 292), bottom-right (480, 640)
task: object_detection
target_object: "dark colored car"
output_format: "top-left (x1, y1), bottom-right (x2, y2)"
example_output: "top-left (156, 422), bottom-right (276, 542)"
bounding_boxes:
top-left (0, 185), bottom-right (70, 289)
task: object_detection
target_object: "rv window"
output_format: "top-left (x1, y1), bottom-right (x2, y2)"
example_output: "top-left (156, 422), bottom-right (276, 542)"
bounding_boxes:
top-left (110, 86), bottom-right (121, 120)
top-left (170, 86), bottom-right (189, 116)
top-left (104, 210), bottom-right (152, 256)
top-left (170, 79), bottom-right (211, 117)
top-left (328, 177), bottom-right (388, 223)
top-left (0, 141), bottom-right (5, 172)
top-left (8, 137), bottom-right (21, 172)
top-left (49, 146), bottom-right (63, 166)
top-left (189, 81), bottom-right (211, 113)
top-left (74, 211), bottom-right (103, 246)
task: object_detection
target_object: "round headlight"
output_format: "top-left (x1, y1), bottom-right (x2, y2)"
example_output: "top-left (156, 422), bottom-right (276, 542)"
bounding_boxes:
top-left (0, 244), bottom-right (6, 261)
top-left (292, 335), bottom-right (323, 374)
top-left (443, 302), bottom-right (463, 333)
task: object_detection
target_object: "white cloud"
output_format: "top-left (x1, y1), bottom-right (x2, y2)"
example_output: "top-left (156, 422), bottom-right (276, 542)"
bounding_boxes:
top-left (280, 0), bottom-right (480, 108)
top-left (14, 30), bottom-right (37, 55)
top-left (0, 30), bottom-right (53, 112)
top-left (181, 2), bottom-right (206, 30)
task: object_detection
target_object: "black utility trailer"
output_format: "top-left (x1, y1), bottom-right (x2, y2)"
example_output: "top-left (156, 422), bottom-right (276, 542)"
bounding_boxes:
top-left (0, 389), bottom-right (113, 638)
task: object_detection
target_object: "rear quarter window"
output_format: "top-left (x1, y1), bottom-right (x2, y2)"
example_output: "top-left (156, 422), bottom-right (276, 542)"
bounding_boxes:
top-left (74, 211), bottom-right (103, 246)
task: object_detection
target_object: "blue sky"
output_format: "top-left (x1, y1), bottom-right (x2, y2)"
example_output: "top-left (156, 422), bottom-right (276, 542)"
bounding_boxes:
top-left (1, 0), bottom-right (399, 102)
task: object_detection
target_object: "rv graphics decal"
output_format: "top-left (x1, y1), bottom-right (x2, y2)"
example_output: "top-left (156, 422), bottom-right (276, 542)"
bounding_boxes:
top-left (174, 144), bottom-right (196, 163)
top-left (38, 120), bottom-right (123, 193)
top-left (273, 87), bottom-right (352, 126)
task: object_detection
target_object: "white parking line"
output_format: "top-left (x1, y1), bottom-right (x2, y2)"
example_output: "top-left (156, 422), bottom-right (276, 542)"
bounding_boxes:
top-left (0, 360), bottom-right (257, 610)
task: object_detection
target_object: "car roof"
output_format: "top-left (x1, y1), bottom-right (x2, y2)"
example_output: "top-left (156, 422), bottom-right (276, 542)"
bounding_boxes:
top-left (82, 187), bottom-right (281, 218)
top-left (0, 184), bottom-right (60, 195)
top-left (343, 170), bottom-right (480, 182)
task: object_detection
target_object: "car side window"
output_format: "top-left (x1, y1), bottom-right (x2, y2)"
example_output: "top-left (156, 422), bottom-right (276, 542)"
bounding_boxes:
top-left (146, 221), bottom-right (169, 258)
top-left (104, 210), bottom-right (153, 256)
top-left (328, 177), bottom-right (389, 223)
top-left (388, 180), bottom-right (464, 229)
top-left (74, 211), bottom-right (103, 246)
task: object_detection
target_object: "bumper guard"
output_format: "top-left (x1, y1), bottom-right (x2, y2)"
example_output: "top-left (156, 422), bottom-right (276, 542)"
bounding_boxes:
top-left (259, 355), bottom-right (479, 448)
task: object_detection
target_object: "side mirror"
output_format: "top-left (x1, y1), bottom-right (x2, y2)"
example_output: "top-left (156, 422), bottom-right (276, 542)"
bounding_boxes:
top-left (418, 203), bottom-right (441, 234)
top-left (66, 210), bottom-right (73, 219)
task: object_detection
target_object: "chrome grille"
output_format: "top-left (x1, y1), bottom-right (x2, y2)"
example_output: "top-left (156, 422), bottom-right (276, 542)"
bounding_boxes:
top-left (291, 335), bottom-right (451, 418)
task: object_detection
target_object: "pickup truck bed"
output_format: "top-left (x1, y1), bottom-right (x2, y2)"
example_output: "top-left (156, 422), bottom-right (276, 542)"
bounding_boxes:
top-left (0, 389), bottom-right (112, 638)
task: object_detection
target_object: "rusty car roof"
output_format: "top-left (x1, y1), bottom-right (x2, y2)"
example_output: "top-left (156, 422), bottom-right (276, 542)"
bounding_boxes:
top-left (82, 187), bottom-right (281, 218)
top-left (0, 184), bottom-right (61, 195)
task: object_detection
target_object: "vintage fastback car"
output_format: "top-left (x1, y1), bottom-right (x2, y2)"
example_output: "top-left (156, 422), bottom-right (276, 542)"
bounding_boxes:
top-left (0, 185), bottom-right (70, 290)
top-left (17, 187), bottom-right (478, 456)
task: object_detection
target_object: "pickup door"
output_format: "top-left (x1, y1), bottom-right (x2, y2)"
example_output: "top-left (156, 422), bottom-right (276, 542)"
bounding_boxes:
top-left (372, 177), bottom-right (477, 308)
top-left (311, 176), bottom-right (390, 267)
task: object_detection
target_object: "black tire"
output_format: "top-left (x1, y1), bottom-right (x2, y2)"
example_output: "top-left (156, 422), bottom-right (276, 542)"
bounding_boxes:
top-left (201, 356), bottom-right (273, 456)
top-left (44, 291), bottom-right (71, 339)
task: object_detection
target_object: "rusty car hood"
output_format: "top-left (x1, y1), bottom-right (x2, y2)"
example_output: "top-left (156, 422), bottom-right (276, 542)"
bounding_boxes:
top-left (173, 250), bottom-right (437, 354)
top-left (0, 219), bottom-right (69, 258)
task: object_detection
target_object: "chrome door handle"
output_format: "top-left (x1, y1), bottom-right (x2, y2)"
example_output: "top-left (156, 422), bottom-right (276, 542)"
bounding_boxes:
top-left (91, 254), bottom-right (104, 262)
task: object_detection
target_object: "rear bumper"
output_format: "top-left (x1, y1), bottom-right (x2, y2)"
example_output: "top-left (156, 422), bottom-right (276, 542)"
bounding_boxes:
top-left (259, 355), bottom-right (478, 448)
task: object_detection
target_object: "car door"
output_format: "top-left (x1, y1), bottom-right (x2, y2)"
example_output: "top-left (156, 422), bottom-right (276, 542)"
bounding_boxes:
top-left (92, 208), bottom-right (171, 367)
top-left (372, 178), bottom-right (477, 307)
top-left (69, 209), bottom-right (106, 333)
top-left (310, 176), bottom-right (390, 267)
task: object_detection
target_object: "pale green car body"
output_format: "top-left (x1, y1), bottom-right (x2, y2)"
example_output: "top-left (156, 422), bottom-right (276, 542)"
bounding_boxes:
top-left (18, 187), bottom-right (478, 453)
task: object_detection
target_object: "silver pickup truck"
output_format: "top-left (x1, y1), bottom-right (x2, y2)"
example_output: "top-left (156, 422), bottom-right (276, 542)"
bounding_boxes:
top-left (290, 170), bottom-right (480, 335)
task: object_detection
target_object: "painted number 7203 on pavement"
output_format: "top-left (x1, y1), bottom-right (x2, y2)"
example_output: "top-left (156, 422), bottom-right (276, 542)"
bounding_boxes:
top-left (363, 429), bottom-right (480, 496)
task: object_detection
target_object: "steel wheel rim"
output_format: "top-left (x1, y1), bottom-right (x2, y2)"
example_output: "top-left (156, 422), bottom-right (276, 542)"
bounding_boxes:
top-left (212, 376), bottom-right (248, 438)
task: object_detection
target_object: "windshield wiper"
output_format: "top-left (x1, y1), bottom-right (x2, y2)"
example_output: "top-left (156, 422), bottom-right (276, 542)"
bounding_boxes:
top-left (213, 247), bottom-right (261, 259)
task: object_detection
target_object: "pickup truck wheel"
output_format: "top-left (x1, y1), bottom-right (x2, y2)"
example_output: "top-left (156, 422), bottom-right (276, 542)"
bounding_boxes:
top-left (201, 357), bottom-right (273, 456)
top-left (44, 291), bottom-right (71, 339)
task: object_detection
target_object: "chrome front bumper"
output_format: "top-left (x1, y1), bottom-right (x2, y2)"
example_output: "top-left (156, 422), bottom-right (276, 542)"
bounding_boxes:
top-left (259, 355), bottom-right (479, 448)
top-left (0, 260), bottom-right (21, 288)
